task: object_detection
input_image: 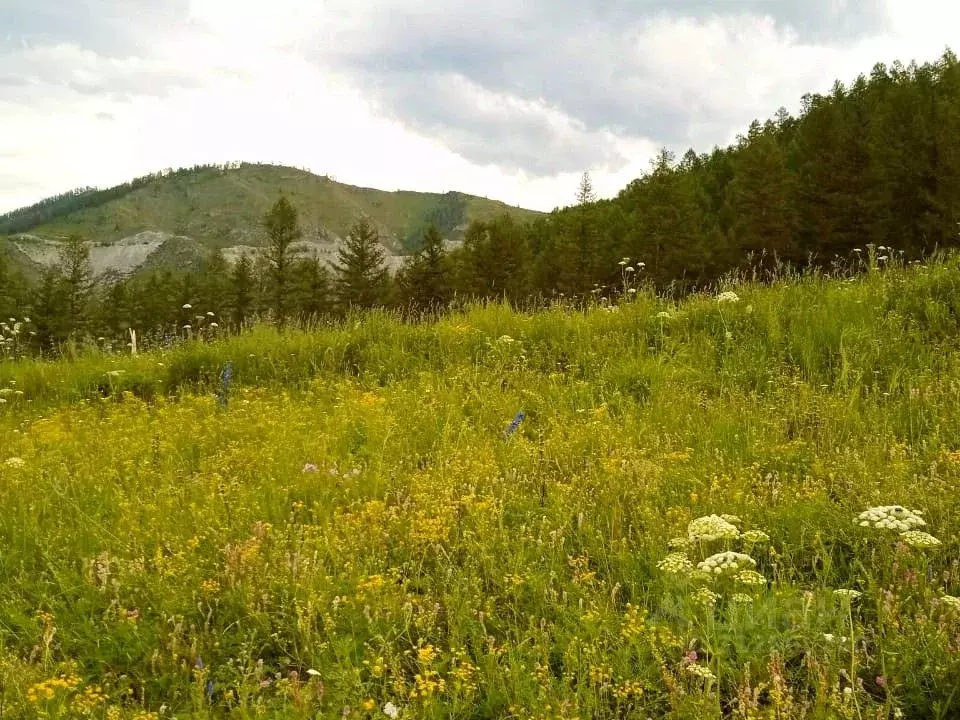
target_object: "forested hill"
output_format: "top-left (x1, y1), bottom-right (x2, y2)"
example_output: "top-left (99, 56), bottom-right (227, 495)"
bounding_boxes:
top-left (468, 49), bottom-right (960, 296)
top-left (0, 163), bottom-right (539, 251)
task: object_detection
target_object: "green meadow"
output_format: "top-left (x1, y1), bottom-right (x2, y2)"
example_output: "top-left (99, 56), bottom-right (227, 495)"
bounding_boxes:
top-left (2, 256), bottom-right (960, 719)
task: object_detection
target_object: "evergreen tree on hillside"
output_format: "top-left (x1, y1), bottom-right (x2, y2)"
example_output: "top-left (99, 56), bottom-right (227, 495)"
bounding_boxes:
top-left (29, 269), bottom-right (69, 351)
top-left (230, 253), bottom-right (256, 329)
top-left (576, 172), bottom-right (596, 205)
top-left (335, 215), bottom-right (388, 309)
top-left (292, 257), bottom-right (333, 319)
top-left (263, 196), bottom-right (302, 325)
top-left (399, 224), bottom-right (453, 309)
top-left (0, 252), bottom-right (26, 320)
top-left (59, 234), bottom-right (93, 334)
top-left (197, 248), bottom-right (231, 317)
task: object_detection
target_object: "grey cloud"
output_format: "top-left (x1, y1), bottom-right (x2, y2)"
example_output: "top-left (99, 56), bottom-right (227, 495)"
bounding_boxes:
top-left (313, 0), bottom-right (890, 174)
top-left (2, 0), bottom-right (191, 56)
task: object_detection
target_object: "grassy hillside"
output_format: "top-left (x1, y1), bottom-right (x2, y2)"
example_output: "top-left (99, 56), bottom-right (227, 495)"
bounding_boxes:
top-left (1, 163), bottom-right (540, 251)
top-left (2, 258), bottom-right (960, 718)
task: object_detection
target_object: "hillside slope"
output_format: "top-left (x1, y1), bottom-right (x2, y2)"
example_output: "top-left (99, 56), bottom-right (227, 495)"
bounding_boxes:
top-left (0, 163), bottom-right (541, 276)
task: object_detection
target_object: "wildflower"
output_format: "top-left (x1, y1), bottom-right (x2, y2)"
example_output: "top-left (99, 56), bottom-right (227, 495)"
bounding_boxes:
top-left (302, 463), bottom-right (318, 473)
top-left (717, 291), bottom-right (740, 304)
top-left (502, 411), bottom-right (525, 439)
top-left (937, 595), bottom-right (960, 612)
top-left (857, 505), bottom-right (926, 531)
top-left (667, 536), bottom-right (690, 550)
top-left (741, 530), bottom-right (770, 544)
top-left (306, 668), bottom-right (320, 677)
top-left (383, 701), bottom-right (400, 718)
top-left (625, 266), bottom-right (636, 273)
top-left (209, 322), bottom-right (219, 329)
top-left (182, 303), bottom-right (192, 310)
top-left (183, 324), bottom-right (192, 330)
top-left (698, 551), bottom-right (756, 576)
top-left (217, 361), bottom-right (233, 409)
top-left (657, 553), bottom-right (694, 575)
top-left (720, 514), bottom-right (742, 525)
top-left (207, 311), bottom-right (215, 317)
top-left (684, 663), bottom-right (716, 681)
top-left (656, 311), bottom-right (671, 319)
top-left (4, 457), bottom-right (25, 469)
top-left (497, 335), bottom-right (515, 344)
top-left (899, 530), bottom-right (941, 548)
top-left (688, 514), bottom-right (740, 542)
top-left (618, 258), bottom-right (630, 266)
top-left (834, 589), bottom-right (862, 602)
top-left (734, 569), bottom-right (767, 586)
top-left (691, 587), bottom-right (720, 608)
top-left (731, 593), bottom-right (754, 604)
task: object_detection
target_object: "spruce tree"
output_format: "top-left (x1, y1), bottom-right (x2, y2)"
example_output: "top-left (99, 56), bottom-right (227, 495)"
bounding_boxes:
top-left (401, 224), bottom-right (452, 309)
top-left (59, 234), bottom-right (93, 334)
top-left (263, 196), bottom-right (302, 325)
top-left (230, 253), bottom-right (256, 329)
top-left (335, 215), bottom-right (388, 309)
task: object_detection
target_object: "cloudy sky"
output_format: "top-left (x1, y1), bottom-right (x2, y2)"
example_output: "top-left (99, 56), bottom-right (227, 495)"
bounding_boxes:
top-left (1, 0), bottom-right (958, 215)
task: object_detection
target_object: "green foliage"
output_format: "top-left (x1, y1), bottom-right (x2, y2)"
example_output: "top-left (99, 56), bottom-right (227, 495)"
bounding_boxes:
top-left (262, 196), bottom-right (303, 325)
top-left (3, 259), bottom-right (960, 718)
top-left (335, 215), bottom-right (389, 309)
top-left (398, 225), bottom-right (453, 309)
top-left (4, 163), bottom-right (538, 249)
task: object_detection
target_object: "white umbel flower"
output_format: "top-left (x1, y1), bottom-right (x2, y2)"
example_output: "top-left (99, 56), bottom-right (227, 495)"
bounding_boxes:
top-left (717, 291), bottom-right (740, 304)
top-left (697, 551), bottom-right (756, 577)
top-left (856, 505), bottom-right (925, 531)
top-left (899, 531), bottom-right (941, 548)
top-left (833, 589), bottom-right (862, 601)
top-left (688, 515), bottom-right (740, 543)
top-left (657, 553), bottom-right (694, 575)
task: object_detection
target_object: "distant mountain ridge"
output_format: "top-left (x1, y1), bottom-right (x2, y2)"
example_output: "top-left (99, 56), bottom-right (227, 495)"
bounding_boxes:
top-left (0, 163), bottom-right (541, 277)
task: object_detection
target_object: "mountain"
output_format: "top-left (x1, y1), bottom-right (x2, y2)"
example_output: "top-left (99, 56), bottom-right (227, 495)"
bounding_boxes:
top-left (0, 163), bottom-right (542, 277)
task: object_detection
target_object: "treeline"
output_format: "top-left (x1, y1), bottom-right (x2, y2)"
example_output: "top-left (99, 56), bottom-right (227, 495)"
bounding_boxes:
top-left (3, 50), bottom-right (960, 354)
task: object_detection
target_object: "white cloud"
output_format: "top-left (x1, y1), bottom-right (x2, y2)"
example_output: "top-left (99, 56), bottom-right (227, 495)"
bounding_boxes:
top-left (0, 0), bottom-right (958, 217)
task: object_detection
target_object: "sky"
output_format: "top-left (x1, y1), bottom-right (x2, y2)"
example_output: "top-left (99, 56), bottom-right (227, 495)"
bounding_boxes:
top-left (0, 1), bottom-right (958, 215)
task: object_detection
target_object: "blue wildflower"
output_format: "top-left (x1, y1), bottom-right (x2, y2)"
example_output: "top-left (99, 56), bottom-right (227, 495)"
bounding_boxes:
top-left (195, 656), bottom-right (204, 670)
top-left (217, 361), bottom-right (233, 410)
top-left (206, 679), bottom-right (215, 701)
top-left (503, 411), bottom-right (525, 438)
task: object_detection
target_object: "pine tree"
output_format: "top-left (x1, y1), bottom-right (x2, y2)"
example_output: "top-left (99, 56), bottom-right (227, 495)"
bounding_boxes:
top-left (59, 234), bottom-right (93, 334)
top-left (576, 171), bottom-right (597, 205)
top-left (262, 196), bottom-right (302, 325)
top-left (230, 253), bottom-right (256, 329)
top-left (197, 248), bottom-right (231, 317)
top-left (292, 256), bottom-right (333, 320)
top-left (335, 215), bottom-right (388, 309)
top-left (400, 224), bottom-right (452, 309)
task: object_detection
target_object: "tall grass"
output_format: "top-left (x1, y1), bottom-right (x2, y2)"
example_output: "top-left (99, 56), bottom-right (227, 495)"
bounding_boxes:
top-left (1, 255), bottom-right (960, 718)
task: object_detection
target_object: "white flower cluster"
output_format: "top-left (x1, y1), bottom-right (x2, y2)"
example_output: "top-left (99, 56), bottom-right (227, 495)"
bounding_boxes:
top-left (668, 536), bottom-right (691, 550)
top-left (833, 589), bottom-right (862, 602)
top-left (856, 505), bottom-right (926, 531)
top-left (3, 457), bottom-right (25, 469)
top-left (688, 515), bottom-right (741, 543)
top-left (717, 291), bottom-right (740, 304)
top-left (720, 514), bottom-right (742, 525)
top-left (734, 570), bottom-right (767, 587)
top-left (899, 530), bottom-right (942, 549)
top-left (937, 595), bottom-right (960, 612)
top-left (684, 663), bottom-right (716, 681)
top-left (697, 551), bottom-right (756, 576)
top-left (741, 530), bottom-right (770, 544)
top-left (692, 587), bottom-right (721, 608)
top-left (731, 593), bottom-right (755, 604)
top-left (823, 633), bottom-right (849, 644)
top-left (657, 553), bottom-right (694, 575)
